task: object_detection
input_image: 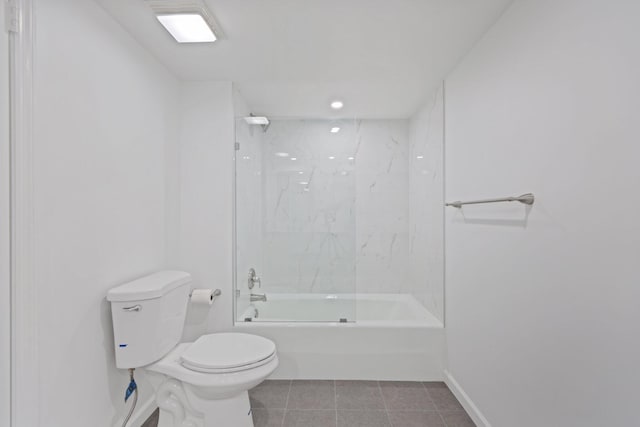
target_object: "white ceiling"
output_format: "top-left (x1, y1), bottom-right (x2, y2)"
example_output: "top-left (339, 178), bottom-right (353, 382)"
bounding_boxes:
top-left (96, 0), bottom-right (513, 118)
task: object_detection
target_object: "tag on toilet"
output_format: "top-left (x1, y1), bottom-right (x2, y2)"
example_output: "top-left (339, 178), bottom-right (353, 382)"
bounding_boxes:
top-left (125, 379), bottom-right (137, 402)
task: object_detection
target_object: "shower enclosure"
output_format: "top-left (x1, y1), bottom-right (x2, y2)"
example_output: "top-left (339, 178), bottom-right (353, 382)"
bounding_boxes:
top-left (235, 117), bottom-right (358, 322)
top-left (234, 101), bottom-right (445, 324)
top-left (232, 86), bottom-right (445, 379)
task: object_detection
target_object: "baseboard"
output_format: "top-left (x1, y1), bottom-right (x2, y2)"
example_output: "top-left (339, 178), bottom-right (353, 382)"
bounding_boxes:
top-left (114, 395), bottom-right (156, 427)
top-left (444, 370), bottom-right (492, 427)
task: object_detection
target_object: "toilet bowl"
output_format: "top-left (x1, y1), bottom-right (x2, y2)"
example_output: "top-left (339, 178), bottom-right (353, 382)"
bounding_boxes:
top-left (148, 333), bottom-right (278, 427)
top-left (107, 271), bottom-right (278, 427)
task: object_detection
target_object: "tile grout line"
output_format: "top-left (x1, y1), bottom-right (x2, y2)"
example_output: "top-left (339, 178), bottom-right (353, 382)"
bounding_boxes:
top-left (280, 380), bottom-right (292, 427)
top-left (422, 382), bottom-right (452, 427)
top-left (334, 380), bottom-right (338, 427)
top-left (378, 381), bottom-right (393, 426)
top-left (423, 382), bottom-right (448, 427)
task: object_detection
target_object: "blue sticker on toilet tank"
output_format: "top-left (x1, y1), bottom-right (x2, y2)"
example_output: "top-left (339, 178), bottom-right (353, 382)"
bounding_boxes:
top-left (119, 344), bottom-right (127, 348)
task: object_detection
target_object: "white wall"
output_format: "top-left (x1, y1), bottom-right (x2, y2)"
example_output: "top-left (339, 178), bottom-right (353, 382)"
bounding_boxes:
top-left (171, 81), bottom-right (236, 341)
top-left (1, 2), bottom-right (11, 425)
top-left (33, 0), bottom-right (179, 425)
top-left (409, 86), bottom-right (444, 321)
top-left (445, 0), bottom-right (640, 426)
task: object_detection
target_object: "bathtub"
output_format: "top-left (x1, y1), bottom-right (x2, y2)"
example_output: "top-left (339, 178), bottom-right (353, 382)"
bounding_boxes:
top-left (234, 294), bottom-right (445, 381)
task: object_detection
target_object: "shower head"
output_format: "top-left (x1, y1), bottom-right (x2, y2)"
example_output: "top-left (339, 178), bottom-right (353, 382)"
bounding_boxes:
top-left (244, 115), bottom-right (269, 125)
top-left (244, 114), bottom-right (270, 132)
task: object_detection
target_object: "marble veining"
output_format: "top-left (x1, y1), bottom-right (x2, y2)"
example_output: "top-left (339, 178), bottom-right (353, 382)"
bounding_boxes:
top-left (408, 85), bottom-right (445, 321)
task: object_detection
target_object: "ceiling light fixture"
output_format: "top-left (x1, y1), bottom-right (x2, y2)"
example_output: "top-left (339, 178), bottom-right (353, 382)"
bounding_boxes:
top-left (146, 0), bottom-right (224, 43)
top-left (330, 100), bottom-right (344, 110)
top-left (330, 127), bottom-right (341, 133)
top-left (157, 14), bottom-right (216, 43)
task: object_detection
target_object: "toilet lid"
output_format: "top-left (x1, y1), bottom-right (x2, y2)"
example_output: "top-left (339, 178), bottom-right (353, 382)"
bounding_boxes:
top-left (181, 333), bottom-right (276, 372)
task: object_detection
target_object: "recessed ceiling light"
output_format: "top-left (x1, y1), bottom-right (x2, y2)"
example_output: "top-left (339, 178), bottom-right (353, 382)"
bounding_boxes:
top-left (416, 155), bottom-right (424, 159)
top-left (157, 14), bottom-right (217, 43)
top-left (328, 156), bottom-right (336, 160)
top-left (275, 152), bottom-right (289, 158)
top-left (299, 181), bottom-right (309, 185)
top-left (330, 100), bottom-right (344, 110)
top-left (291, 157), bottom-right (297, 161)
top-left (348, 156), bottom-right (355, 161)
top-left (298, 171), bottom-right (304, 175)
top-left (330, 127), bottom-right (341, 133)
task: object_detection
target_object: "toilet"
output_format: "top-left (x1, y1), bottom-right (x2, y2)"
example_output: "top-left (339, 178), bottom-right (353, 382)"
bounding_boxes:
top-left (107, 271), bottom-right (278, 427)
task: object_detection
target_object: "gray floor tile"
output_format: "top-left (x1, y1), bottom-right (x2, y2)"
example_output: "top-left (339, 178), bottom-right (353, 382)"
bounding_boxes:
top-left (379, 381), bottom-right (436, 411)
top-left (252, 408), bottom-right (285, 427)
top-left (441, 411), bottom-right (476, 427)
top-left (145, 380), bottom-right (475, 427)
top-left (387, 411), bottom-right (445, 427)
top-left (250, 380), bottom-right (291, 409)
top-left (337, 410), bottom-right (391, 427)
top-left (422, 382), bottom-right (448, 390)
top-left (427, 388), bottom-right (465, 413)
top-left (336, 380), bottom-right (386, 410)
top-left (141, 408), bottom-right (159, 427)
top-left (283, 409), bottom-right (337, 427)
top-left (287, 380), bottom-right (336, 410)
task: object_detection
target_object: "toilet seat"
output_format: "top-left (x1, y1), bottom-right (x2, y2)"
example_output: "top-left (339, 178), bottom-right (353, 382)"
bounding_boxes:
top-left (181, 333), bottom-right (276, 374)
top-left (183, 352), bottom-right (277, 374)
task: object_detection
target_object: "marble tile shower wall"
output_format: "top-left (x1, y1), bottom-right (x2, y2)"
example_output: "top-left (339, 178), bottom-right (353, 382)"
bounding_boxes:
top-left (262, 119), bottom-right (358, 294)
top-left (260, 119), bottom-right (411, 296)
top-left (409, 87), bottom-right (445, 322)
top-left (354, 120), bottom-right (410, 295)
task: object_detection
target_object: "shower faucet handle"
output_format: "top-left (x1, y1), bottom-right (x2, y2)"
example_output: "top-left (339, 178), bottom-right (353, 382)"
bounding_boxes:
top-left (248, 268), bottom-right (261, 289)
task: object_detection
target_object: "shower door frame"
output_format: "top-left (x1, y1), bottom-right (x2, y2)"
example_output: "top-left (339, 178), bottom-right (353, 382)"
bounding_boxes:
top-left (232, 117), bottom-right (360, 324)
top-left (1, 1), bottom-right (11, 425)
top-left (6, 0), bottom-right (39, 426)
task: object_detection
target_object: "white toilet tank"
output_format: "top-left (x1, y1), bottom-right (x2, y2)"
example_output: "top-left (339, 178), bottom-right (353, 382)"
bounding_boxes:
top-left (107, 271), bottom-right (192, 369)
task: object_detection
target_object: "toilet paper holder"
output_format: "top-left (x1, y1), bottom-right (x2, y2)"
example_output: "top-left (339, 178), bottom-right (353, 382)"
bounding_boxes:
top-left (189, 288), bottom-right (222, 302)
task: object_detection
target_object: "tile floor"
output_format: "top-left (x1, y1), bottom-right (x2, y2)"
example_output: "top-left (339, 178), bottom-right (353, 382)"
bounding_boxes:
top-left (249, 380), bottom-right (475, 427)
top-left (141, 407), bottom-right (159, 427)
top-left (141, 380), bottom-right (475, 427)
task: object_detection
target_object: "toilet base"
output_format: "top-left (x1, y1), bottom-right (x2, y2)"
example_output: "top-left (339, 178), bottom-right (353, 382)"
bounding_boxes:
top-left (156, 378), bottom-right (254, 427)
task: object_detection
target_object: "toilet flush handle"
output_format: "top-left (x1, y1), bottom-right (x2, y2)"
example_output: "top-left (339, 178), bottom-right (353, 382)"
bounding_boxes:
top-left (122, 305), bottom-right (142, 312)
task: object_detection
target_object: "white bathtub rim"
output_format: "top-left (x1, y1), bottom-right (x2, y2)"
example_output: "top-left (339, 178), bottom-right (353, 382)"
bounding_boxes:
top-left (235, 320), bottom-right (443, 328)
top-left (237, 292), bottom-right (443, 327)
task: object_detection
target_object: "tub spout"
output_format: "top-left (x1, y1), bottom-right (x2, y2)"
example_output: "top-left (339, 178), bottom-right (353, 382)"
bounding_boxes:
top-left (250, 293), bottom-right (267, 302)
